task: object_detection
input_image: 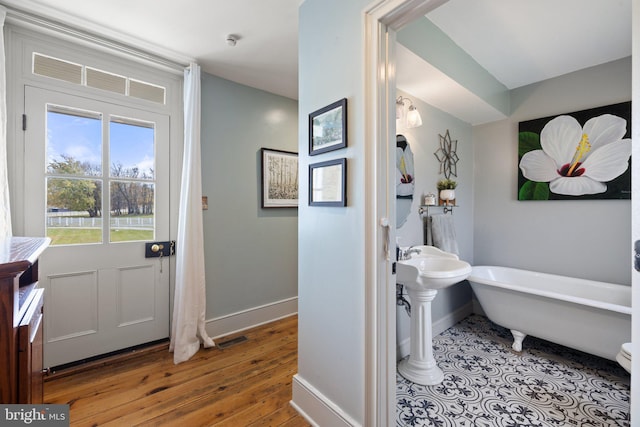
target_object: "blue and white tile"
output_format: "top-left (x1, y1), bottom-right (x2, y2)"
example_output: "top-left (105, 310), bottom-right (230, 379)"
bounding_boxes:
top-left (396, 315), bottom-right (630, 426)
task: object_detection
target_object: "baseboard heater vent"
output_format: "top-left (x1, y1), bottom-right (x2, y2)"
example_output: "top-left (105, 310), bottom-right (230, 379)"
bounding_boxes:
top-left (217, 335), bottom-right (248, 349)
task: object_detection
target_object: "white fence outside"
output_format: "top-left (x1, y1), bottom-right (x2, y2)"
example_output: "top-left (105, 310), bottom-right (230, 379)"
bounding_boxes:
top-left (47, 214), bottom-right (154, 229)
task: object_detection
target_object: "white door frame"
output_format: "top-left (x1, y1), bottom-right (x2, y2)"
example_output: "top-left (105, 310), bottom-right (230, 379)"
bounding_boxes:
top-left (367, 1), bottom-right (638, 425)
top-left (4, 24), bottom-right (184, 367)
top-left (23, 85), bottom-right (171, 367)
top-left (363, 1), bottom-right (449, 425)
top-left (631, 0), bottom-right (639, 418)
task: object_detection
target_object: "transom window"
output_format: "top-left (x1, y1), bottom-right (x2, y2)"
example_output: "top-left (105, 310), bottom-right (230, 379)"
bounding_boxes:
top-left (33, 53), bottom-right (166, 104)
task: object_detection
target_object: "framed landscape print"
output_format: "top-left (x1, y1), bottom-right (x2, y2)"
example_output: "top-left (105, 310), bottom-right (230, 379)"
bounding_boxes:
top-left (261, 148), bottom-right (299, 208)
top-left (309, 98), bottom-right (347, 155)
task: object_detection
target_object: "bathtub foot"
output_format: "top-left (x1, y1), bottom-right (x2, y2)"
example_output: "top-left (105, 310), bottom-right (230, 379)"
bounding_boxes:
top-left (510, 330), bottom-right (526, 352)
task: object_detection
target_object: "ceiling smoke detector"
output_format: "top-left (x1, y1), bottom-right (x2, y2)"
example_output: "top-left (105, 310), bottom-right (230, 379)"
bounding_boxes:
top-left (226, 35), bottom-right (238, 47)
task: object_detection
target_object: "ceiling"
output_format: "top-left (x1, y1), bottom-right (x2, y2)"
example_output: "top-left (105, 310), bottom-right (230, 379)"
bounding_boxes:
top-left (426, 0), bottom-right (631, 91)
top-left (1, 0), bottom-right (632, 116)
top-left (2, 0), bottom-right (303, 100)
top-left (397, 0), bottom-right (632, 124)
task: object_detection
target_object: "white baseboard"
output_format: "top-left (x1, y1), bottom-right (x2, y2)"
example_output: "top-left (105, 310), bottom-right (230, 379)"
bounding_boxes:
top-left (291, 374), bottom-right (360, 427)
top-left (397, 302), bottom-right (473, 361)
top-left (205, 297), bottom-right (297, 339)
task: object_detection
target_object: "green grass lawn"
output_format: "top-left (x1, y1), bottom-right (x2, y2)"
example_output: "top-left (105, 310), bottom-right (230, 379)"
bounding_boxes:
top-left (48, 228), bottom-right (154, 245)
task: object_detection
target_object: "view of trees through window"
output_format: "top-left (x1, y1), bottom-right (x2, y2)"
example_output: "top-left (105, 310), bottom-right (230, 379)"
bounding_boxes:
top-left (46, 106), bottom-right (156, 245)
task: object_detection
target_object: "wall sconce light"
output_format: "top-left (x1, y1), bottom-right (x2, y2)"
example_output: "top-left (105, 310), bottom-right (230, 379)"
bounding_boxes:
top-left (396, 96), bottom-right (423, 129)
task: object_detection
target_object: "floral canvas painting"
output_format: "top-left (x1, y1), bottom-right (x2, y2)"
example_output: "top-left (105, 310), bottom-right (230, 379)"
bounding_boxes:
top-left (518, 101), bottom-right (631, 200)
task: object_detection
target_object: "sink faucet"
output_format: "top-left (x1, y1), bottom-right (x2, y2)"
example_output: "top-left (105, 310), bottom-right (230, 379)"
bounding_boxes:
top-left (399, 246), bottom-right (421, 260)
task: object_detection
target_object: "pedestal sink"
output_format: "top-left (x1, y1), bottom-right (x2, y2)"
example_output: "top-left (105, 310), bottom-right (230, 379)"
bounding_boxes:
top-left (397, 250), bottom-right (471, 385)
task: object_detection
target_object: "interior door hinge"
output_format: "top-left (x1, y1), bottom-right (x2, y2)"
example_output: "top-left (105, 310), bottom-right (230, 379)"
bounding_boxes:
top-left (22, 114), bottom-right (27, 131)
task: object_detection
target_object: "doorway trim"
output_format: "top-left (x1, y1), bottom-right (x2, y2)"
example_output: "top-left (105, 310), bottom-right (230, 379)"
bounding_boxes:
top-left (363, 1), bottom-right (448, 426)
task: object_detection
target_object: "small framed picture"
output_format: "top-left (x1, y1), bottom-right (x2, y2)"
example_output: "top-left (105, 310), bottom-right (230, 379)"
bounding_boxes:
top-left (309, 158), bottom-right (347, 207)
top-left (261, 148), bottom-right (299, 208)
top-left (309, 98), bottom-right (347, 155)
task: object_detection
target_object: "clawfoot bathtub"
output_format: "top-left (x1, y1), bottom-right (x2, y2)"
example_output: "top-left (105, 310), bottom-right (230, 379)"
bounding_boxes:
top-left (468, 266), bottom-right (631, 361)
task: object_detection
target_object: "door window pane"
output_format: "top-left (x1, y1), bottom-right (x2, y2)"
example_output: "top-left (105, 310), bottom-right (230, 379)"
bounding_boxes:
top-left (110, 181), bottom-right (155, 242)
top-left (110, 118), bottom-right (155, 180)
top-left (44, 107), bottom-right (157, 245)
top-left (46, 105), bottom-right (103, 246)
top-left (47, 178), bottom-right (102, 245)
top-left (46, 106), bottom-right (102, 176)
top-left (109, 117), bottom-right (156, 243)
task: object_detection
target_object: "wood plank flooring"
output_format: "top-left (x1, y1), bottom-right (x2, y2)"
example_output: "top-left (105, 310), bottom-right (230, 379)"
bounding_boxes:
top-left (44, 315), bottom-right (310, 427)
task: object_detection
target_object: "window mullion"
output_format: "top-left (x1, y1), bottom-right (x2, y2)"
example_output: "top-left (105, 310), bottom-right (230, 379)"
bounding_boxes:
top-left (103, 113), bottom-right (110, 245)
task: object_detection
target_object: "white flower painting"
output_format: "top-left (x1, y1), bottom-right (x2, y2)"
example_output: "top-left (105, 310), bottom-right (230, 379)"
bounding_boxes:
top-left (518, 102), bottom-right (631, 200)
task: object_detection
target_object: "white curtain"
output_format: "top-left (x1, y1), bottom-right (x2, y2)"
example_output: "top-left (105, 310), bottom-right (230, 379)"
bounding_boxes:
top-left (169, 63), bottom-right (215, 363)
top-left (0, 6), bottom-right (13, 238)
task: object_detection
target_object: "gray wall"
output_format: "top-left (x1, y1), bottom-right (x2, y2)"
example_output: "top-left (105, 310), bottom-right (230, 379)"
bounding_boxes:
top-left (200, 73), bottom-right (299, 318)
top-left (473, 58), bottom-right (632, 285)
top-left (395, 90), bottom-right (474, 354)
top-left (297, 0), bottom-right (371, 423)
top-left (296, 4), bottom-right (632, 425)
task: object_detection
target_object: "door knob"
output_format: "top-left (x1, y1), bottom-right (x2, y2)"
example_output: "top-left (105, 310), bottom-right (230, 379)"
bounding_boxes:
top-left (145, 241), bottom-right (176, 258)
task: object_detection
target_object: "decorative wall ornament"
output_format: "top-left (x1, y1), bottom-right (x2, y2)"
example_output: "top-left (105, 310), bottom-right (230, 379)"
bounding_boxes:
top-left (518, 101), bottom-right (631, 200)
top-left (434, 130), bottom-right (458, 179)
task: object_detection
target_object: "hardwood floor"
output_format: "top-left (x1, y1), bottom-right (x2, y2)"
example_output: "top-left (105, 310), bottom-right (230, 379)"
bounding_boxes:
top-left (44, 315), bottom-right (310, 426)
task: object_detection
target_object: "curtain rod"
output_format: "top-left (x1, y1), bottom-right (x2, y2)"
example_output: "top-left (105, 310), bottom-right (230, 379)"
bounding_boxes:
top-left (3, 5), bottom-right (191, 73)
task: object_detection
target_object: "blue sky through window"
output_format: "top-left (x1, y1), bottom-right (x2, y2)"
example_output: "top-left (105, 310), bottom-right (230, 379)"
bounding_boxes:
top-left (110, 121), bottom-right (155, 179)
top-left (47, 108), bottom-right (155, 178)
top-left (47, 110), bottom-right (102, 174)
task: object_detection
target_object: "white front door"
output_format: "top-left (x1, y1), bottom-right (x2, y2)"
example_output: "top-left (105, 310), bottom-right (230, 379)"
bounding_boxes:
top-left (24, 86), bottom-right (170, 367)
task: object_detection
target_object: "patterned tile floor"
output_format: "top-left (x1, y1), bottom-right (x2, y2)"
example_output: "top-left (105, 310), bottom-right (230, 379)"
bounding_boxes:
top-left (396, 315), bottom-right (630, 426)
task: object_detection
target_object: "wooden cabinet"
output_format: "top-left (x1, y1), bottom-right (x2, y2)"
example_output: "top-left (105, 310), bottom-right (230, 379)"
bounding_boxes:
top-left (18, 288), bottom-right (44, 403)
top-left (0, 237), bottom-right (50, 404)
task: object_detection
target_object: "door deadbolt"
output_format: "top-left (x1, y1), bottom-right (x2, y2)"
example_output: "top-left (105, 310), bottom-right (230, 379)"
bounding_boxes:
top-left (145, 241), bottom-right (175, 258)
